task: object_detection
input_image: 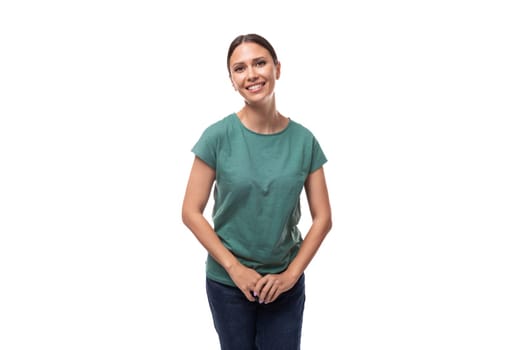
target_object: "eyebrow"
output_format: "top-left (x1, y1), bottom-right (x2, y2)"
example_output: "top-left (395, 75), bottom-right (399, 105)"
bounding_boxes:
top-left (231, 56), bottom-right (267, 67)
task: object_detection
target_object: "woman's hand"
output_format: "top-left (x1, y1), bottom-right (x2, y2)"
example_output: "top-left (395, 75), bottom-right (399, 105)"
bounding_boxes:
top-left (253, 271), bottom-right (298, 304)
top-left (227, 263), bottom-right (263, 302)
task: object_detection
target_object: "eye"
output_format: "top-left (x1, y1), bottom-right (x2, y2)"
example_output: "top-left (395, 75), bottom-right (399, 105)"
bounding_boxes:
top-left (255, 60), bottom-right (266, 67)
top-left (233, 65), bottom-right (245, 73)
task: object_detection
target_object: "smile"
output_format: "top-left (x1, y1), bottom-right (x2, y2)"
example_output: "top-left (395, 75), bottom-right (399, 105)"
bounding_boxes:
top-left (246, 83), bottom-right (265, 92)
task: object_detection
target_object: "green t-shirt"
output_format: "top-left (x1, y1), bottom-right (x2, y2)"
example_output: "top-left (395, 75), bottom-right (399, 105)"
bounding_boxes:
top-left (192, 113), bottom-right (327, 286)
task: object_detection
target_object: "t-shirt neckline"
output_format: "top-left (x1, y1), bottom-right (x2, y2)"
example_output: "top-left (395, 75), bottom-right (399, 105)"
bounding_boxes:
top-left (233, 113), bottom-right (291, 136)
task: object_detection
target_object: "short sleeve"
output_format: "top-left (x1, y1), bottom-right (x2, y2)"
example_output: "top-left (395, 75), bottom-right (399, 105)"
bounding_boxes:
top-left (309, 136), bottom-right (327, 173)
top-left (191, 126), bottom-right (218, 169)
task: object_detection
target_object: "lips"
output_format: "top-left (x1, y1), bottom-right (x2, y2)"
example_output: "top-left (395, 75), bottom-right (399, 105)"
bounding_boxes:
top-left (246, 82), bottom-right (265, 92)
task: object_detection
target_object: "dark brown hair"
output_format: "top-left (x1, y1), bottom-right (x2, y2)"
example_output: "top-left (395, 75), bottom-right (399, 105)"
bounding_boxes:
top-left (227, 33), bottom-right (279, 76)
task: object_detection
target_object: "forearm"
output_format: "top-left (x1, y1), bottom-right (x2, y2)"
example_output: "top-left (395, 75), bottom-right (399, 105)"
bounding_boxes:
top-left (286, 217), bottom-right (332, 280)
top-left (182, 212), bottom-right (240, 272)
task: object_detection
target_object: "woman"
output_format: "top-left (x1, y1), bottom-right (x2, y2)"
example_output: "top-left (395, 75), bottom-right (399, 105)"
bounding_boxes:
top-left (182, 33), bottom-right (332, 350)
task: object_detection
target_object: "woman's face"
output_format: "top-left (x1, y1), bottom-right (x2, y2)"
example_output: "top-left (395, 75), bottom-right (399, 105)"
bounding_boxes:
top-left (229, 42), bottom-right (280, 105)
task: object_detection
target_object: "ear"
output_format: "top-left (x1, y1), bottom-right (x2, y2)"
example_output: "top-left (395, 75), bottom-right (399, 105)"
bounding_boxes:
top-left (275, 61), bottom-right (281, 80)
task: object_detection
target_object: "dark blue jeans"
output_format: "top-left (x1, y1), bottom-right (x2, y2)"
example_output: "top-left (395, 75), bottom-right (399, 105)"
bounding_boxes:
top-left (206, 274), bottom-right (306, 350)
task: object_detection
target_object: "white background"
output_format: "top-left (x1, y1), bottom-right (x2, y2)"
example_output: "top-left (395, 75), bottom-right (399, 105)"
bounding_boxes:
top-left (1, 0), bottom-right (524, 349)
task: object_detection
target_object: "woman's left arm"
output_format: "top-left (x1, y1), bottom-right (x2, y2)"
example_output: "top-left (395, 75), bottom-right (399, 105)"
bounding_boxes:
top-left (286, 166), bottom-right (332, 279)
top-left (255, 166), bottom-right (332, 303)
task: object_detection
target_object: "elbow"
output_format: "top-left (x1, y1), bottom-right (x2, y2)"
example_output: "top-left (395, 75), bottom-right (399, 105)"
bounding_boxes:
top-left (322, 207), bottom-right (333, 236)
top-left (313, 214), bottom-right (332, 238)
top-left (326, 216), bottom-right (333, 233)
top-left (182, 203), bottom-right (205, 229)
top-left (181, 205), bottom-right (192, 228)
top-left (324, 215), bottom-right (333, 236)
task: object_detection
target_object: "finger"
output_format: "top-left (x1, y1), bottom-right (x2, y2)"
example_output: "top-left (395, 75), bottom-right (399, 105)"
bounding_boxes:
top-left (258, 281), bottom-right (271, 302)
top-left (251, 289), bottom-right (260, 302)
top-left (267, 285), bottom-right (281, 303)
top-left (244, 290), bottom-right (256, 302)
top-left (253, 277), bottom-right (268, 299)
top-left (262, 284), bottom-right (278, 304)
top-left (259, 279), bottom-right (279, 303)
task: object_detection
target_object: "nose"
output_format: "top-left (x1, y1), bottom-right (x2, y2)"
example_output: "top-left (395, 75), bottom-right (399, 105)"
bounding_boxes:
top-left (246, 66), bottom-right (258, 81)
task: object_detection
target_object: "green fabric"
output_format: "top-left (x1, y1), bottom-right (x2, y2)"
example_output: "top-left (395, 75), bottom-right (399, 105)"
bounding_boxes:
top-left (191, 113), bottom-right (327, 286)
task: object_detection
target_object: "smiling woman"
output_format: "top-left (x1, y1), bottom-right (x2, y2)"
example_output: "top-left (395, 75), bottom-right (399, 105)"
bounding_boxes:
top-left (228, 37), bottom-right (284, 134)
top-left (181, 33), bottom-right (333, 350)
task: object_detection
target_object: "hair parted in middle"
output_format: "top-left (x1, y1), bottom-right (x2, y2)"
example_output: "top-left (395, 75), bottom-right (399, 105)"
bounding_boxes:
top-left (226, 33), bottom-right (279, 76)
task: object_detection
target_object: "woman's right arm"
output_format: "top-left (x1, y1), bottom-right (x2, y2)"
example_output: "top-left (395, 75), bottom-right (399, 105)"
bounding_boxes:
top-left (181, 156), bottom-right (260, 300)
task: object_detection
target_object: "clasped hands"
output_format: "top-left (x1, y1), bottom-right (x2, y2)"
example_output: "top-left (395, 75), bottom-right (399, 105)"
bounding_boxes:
top-left (228, 263), bottom-right (297, 304)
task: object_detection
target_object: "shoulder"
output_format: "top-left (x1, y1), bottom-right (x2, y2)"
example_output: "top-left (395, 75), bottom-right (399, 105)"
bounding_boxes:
top-left (199, 113), bottom-right (237, 139)
top-left (287, 119), bottom-right (317, 139)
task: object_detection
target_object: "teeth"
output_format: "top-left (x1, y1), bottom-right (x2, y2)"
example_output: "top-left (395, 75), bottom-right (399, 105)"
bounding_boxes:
top-left (247, 84), bottom-right (263, 90)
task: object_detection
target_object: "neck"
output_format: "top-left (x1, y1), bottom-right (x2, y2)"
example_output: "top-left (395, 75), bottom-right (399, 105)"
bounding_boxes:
top-left (238, 102), bottom-right (284, 134)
